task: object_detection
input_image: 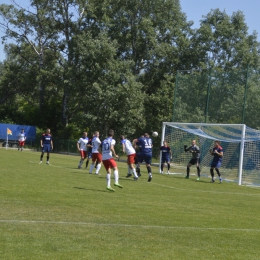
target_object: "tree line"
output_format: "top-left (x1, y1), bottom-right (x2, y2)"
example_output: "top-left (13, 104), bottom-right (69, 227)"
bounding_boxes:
top-left (0, 0), bottom-right (259, 141)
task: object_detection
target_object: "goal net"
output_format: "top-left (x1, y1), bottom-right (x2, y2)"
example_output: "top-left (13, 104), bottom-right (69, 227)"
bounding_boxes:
top-left (162, 122), bottom-right (260, 186)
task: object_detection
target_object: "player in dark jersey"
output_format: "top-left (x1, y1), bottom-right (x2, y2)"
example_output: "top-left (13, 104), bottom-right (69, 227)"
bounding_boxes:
top-left (209, 140), bottom-right (223, 183)
top-left (184, 140), bottom-right (200, 180)
top-left (39, 128), bottom-right (53, 164)
top-left (133, 133), bottom-right (153, 182)
top-left (85, 138), bottom-right (92, 169)
top-left (160, 141), bottom-right (172, 174)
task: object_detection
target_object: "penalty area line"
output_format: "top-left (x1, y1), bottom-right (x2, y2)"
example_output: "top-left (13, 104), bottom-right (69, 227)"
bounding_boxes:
top-left (0, 219), bottom-right (260, 232)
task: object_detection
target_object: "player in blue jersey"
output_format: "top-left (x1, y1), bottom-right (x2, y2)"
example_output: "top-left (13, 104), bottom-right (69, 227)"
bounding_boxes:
top-left (77, 132), bottom-right (89, 169)
top-left (209, 140), bottom-right (223, 183)
top-left (160, 141), bottom-right (172, 174)
top-left (39, 128), bottom-right (53, 164)
top-left (133, 133), bottom-right (153, 182)
top-left (184, 140), bottom-right (201, 180)
top-left (85, 137), bottom-right (93, 170)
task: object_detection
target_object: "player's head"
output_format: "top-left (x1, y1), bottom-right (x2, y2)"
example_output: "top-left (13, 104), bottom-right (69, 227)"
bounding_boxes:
top-left (214, 140), bottom-right (221, 147)
top-left (191, 140), bottom-right (196, 145)
top-left (94, 131), bottom-right (99, 137)
top-left (21, 129), bottom-right (24, 132)
top-left (46, 128), bottom-right (50, 134)
top-left (108, 129), bottom-right (114, 137)
top-left (163, 140), bottom-right (168, 146)
top-left (83, 132), bottom-right (87, 137)
top-left (144, 133), bottom-right (149, 138)
top-left (120, 135), bottom-right (125, 140)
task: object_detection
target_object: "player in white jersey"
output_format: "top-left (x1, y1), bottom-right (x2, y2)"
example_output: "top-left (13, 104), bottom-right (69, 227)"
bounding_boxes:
top-left (102, 129), bottom-right (123, 191)
top-left (89, 131), bottom-right (102, 174)
top-left (18, 129), bottom-right (26, 151)
top-left (77, 132), bottom-right (89, 169)
top-left (120, 135), bottom-right (138, 180)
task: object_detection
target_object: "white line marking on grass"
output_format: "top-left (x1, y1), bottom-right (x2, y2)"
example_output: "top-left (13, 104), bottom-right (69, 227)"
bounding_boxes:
top-left (152, 182), bottom-right (260, 197)
top-left (0, 219), bottom-right (259, 232)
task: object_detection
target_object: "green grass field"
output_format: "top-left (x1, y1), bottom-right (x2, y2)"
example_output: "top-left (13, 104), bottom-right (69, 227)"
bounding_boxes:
top-left (1, 148), bottom-right (260, 260)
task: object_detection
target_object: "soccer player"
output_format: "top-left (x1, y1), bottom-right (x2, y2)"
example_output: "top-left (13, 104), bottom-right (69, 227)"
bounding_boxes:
top-left (85, 137), bottom-right (93, 169)
top-left (133, 133), bottom-right (153, 182)
top-left (160, 141), bottom-right (172, 174)
top-left (18, 129), bottom-right (26, 151)
top-left (39, 128), bottom-right (53, 164)
top-left (77, 132), bottom-right (89, 169)
top-left (120, 135), bottom-right (138, 180)
top-left (209, 140), bottom-right (223, 183)
top-left (102, 129), bottom-right (123, 191)
top-left (184, 140), bottom-right (201, 180)
top-left (89, 131), bottom-right (102, 174)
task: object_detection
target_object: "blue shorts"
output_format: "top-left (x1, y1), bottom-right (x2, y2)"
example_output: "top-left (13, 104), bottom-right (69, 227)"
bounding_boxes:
top-left (161, 156), bottom-right (170, 163)
top-left (138, 153), bottom-right (152, 165)
top-left (211, 161), bottom-right (222, 168)
top-left (42, 144), bottom-right (51, 153)
top-left (87, 152), bottom-right (92, 159)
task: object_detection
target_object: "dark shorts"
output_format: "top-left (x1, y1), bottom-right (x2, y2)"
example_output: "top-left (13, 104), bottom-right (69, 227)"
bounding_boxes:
top-left (211, 161), bottom-right (222, 168)
top-left (87, 152), bottom-right (92, 159)
top-left (189, 158), bottom-right (200, 165)
top-left (138, 153), bottom-right (152, 165)
top-left (42, 144), bottom-right (51, 153)
top-left (161, 156), bottom-right (170, 163)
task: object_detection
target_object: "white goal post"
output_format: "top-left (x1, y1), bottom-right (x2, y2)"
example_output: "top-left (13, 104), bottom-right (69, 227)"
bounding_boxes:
top-left (161, 122), bottom-right (260, 186)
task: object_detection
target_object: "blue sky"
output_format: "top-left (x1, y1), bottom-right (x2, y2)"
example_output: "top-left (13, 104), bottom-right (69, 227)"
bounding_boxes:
top-left (0, 0), bottom-right (259, 61)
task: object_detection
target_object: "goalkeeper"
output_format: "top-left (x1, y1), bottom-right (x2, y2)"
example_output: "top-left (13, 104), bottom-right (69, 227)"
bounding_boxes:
top-left (184, 140), bottom-right (201, 180)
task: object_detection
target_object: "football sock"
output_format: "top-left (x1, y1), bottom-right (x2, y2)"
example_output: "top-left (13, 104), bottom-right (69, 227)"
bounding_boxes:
top-left (186, 167), bottom-right (190, 177)
top-left (85, 160), bottom-right (89, 168)
top-left (89, 164), bottom-right (94, 173)
top-left (106, 173), bottom-right (111, 187)
top-left (96, 163), bottom-right (101, 173)
top-left (47, 156), bottom-right (49, 161)
top-left (167, 163), bottom-right (170, 171)
top-left (210, 168), bottom-right (214, 178)
top-left (197, 166), bottom-right (201, 177)
top-left (161, 164), bottom-right (164, 172)
top-left (147, 166), bottom-right (151, 174)
top-left (114, 170), bottom-right (119, 183)
top-left (215, 168), bottom-right (221, 177)
top-left (132, 168), bottom-right (138, 178)
top-left (40, 154), bottom-right (43, 161)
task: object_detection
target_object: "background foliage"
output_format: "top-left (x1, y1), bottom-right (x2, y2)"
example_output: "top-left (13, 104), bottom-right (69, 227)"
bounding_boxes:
top-left (0, 0), bottom-right (260, 139)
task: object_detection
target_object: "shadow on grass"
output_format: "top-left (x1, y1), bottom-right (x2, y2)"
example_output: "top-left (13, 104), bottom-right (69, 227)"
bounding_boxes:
top-left (73, 187), bottom-right (107, 192)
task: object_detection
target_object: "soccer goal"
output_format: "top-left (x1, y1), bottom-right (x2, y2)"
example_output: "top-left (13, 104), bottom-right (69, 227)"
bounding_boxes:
top-left (161, 122), bottom-right (260, 186)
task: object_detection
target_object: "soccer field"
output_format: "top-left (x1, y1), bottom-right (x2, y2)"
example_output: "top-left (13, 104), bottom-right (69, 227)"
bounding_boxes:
top-left (1, 148), bottom-right (260, 260)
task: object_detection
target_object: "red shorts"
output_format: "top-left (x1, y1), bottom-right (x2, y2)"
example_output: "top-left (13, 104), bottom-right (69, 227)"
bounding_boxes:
top-left (79, 150), bottom-right (87, 159)
top-left (127, 153), bottom-right (136, 165)
top-left (102, 158), bottom-right (117, 171)
top-left (92, 153), bottom-right (102, 163)
top-left (19, 141), bottom-right (25, 147)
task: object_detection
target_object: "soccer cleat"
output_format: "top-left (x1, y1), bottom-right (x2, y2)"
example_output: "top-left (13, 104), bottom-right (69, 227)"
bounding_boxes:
top-left (210, 179), bottom-right (215, 183)
top-left (95, 172), bottom-right (99, 175)
top-left (114, 183), bottom-right (123, 188)
top-left (39, 161), bottom-right (42, 164)
top-left (185, 176), bottom-right (189, 179)
top-left (220, 177), bottom-right (222, 183)
top-left (46, 161), bottom-right (50, 165)
top-left (133, 177), bottom-right (138, 181)
top-left (107, 186), bottom-right (115, 192)
top-left (167, 171), bottom-right (170, 174)
top-left (125, 173), bottom-right (132, 178)
top-left (148, 174), bottom-right (152, 182)
top-left (196, 177), bottom-right (200, 181)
